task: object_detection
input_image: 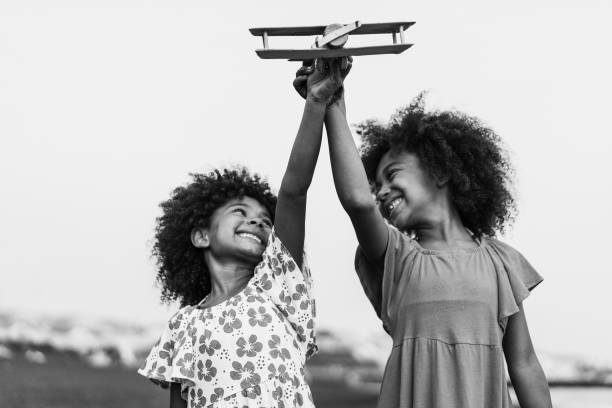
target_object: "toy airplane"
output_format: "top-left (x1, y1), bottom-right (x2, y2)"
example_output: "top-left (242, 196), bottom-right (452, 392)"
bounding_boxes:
top-left (249, 21), bottom-right (414, 60)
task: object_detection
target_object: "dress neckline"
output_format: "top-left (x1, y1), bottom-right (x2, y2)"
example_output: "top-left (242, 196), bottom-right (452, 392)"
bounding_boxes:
top-left (409, 230), bottom-right (485, 255)
top-left (196, 279), bottom-right (252, 311)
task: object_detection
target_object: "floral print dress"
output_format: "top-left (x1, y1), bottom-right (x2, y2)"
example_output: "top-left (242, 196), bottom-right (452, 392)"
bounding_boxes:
top-left (139, 228), bottom-right (317, 408)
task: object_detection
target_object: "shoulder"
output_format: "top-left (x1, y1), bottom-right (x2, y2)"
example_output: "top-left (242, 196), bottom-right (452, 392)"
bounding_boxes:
top-left (269, 227), bottom-right (297, 256)
top-left (355, 224), bottom-right (418, 271)
top-left (482, 236), bottom-right (543, 292)
top-left (167, 305), bottom-right (197, 329)
top-left (254, 227), bottom-right (313, 297)
top-left (482, 236), bottom-right (515, 251)
top-left (354, 224), bottom-right (419, 287)
top-left (357, 223), bottom-right (414, 251)
top-left (259, 227), bottom-right (307, 273)
top-left (482, 236), bottom-right (529, 263)
top-left (374, 224), bottom-right (418, 263)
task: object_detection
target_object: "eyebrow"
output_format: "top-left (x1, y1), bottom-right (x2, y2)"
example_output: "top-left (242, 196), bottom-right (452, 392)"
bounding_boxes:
top-left (227, 202), bottom-right (271, 219)
top-left (376, 161), bottom-right (399, 182)
top-left (384, 160), bottom-right (402, 173)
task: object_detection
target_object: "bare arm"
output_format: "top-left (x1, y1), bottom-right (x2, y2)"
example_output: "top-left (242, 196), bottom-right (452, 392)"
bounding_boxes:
top-left (170, 383), bottom-right (187, 408)
top-left (325, 96), bottom-right (388, 266)
top-left (503, 304), bottom-right (552, 408)
top-left (275, 99), bottom-right (325, 268)
top-left (275, 61), bottom-right (344, 267)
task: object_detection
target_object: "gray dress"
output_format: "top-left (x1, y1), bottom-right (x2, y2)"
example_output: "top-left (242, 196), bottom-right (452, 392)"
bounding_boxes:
top-left (355, 225), bottom-right (542, 408)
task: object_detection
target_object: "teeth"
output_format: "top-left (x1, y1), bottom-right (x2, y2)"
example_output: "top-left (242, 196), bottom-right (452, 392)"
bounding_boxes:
top-left (387, 198), bottom-right (402, 214)
top-left (238, 233), bottom-right (262, 244)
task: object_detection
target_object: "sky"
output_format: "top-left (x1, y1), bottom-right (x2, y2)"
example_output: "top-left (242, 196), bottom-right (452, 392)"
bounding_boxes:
top-left (1, 1), bottom-right (611, 362)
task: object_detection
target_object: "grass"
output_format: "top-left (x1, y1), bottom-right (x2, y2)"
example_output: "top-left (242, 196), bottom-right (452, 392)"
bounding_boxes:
top-left (0, 355), bottom-right (378, 408)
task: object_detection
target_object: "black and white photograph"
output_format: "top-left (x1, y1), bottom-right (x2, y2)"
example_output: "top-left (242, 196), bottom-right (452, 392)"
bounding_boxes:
top-left (1, 1), bottom-right (611, 407)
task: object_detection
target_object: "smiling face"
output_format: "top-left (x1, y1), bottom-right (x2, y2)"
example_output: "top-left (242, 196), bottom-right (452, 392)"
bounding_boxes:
top-left (193, 196), bottom-right (273, 265)
top-left (374, 149), bottom-right (442, 230)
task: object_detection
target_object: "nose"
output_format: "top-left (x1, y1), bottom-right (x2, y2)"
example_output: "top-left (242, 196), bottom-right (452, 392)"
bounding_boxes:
top-left (247, 217), bottom-right (265, 227)
top-left (376, 183), bottom-right (390, 203)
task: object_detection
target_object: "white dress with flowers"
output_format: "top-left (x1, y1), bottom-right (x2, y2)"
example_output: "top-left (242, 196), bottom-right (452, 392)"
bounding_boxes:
top-left (138, 229), bottom-right (317, 408)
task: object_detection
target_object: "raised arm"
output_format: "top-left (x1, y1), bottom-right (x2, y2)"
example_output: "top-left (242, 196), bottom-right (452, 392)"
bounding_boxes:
top-left (275, 61), bottom-right (344, 267)
top-left (325, 94), bottom-right (388, 266)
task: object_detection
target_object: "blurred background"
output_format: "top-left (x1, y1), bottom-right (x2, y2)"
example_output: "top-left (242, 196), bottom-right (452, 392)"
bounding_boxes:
top-left (1, 1), bottom-right (611, 407)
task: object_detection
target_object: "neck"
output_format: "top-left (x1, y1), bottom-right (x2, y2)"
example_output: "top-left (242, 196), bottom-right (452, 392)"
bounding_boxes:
top-left (205, 253), bottom-right (255, 298)
top-left (413, 199), bottom-right (476, 250)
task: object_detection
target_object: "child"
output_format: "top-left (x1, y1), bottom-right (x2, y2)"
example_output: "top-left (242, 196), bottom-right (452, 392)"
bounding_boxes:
top-left (317, 84), bottom-right (553, 407)
top-left (138, 60), bottom-right (348, 407)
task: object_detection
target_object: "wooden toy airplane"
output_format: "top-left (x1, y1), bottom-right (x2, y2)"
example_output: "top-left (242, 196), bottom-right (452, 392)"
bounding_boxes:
top-left (249, 21), bottom-right (414, 61)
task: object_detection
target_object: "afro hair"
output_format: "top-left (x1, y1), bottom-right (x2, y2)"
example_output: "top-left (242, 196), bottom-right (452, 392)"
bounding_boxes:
top-left (153, 167), bottom-right (277, 307)
top-left (357, 93), bottom-right (515, 237)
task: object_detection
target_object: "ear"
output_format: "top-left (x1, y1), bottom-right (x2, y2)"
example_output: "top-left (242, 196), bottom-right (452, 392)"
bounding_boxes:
top-left (191, 228), bottom-right (210, 248)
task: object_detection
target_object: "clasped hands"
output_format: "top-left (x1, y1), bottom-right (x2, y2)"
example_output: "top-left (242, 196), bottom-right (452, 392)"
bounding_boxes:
top-left (292, 57), bottom-right (352, 106)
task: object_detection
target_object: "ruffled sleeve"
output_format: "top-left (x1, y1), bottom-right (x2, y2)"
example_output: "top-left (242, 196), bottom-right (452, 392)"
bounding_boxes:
top-left (355, 225), bottom-right (418, 335)
top-left (484, 238), bottom-right (543, 332)
top-left (253, 227), bottom-right (317, 360)
top-left (137, 307), bottom-right (197, 398)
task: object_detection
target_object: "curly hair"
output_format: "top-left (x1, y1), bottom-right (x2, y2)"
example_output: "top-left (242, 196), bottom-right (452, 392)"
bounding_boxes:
top-left (357, 93), bottom-right (515, 237)
top-left (153, 168), bottom-right (277, 307)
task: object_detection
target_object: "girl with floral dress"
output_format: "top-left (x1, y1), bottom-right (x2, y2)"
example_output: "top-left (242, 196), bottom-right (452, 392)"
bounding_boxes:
top-left (312, 84), bottom-right (553, 407)
top-left (138, 59), bottom-right (350, 408)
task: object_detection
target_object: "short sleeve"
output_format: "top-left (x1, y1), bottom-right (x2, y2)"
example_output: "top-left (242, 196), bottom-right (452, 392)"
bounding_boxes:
top-left (484, 238), bottom-right (544, 332)
top-left (253, 227), bottom-right (317, 360)
top-left (137, 307), bottom-right (197, 398)
top-left (355, 225), bottom-right (418, 335)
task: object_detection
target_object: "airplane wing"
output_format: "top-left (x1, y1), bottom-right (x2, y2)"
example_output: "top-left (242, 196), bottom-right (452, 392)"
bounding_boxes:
top-left (249, 21), bottom-right (414, 37)
top-left (255, 44), bottom-right (413, 60)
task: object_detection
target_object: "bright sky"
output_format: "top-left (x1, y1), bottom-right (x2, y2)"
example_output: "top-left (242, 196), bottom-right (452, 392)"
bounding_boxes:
top-left (1, 1), bottom-right (611, 362)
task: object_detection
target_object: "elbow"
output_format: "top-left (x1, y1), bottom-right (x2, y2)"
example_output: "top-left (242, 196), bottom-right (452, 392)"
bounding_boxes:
top-left (278, 185), bottom-right (307, 203)
top-left (280, 187), bottom-right (307, 199)
top-left (279, 179), bottom-right (308, 199)
top-left (340, 194), bottom-right (378, 216)
top-left (507, 350), bottom-right (542, 379)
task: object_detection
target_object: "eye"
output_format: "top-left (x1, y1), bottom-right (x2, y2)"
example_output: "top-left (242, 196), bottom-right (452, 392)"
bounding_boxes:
top-left (388, 169), bottom-right (399, 180)
top-left (232, 208), bottom-right (246, 216)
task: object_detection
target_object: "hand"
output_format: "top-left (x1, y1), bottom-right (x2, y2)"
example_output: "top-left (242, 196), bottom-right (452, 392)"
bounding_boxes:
top-left (327, 56), bottom-right (352, 107)
top-left (292, 57), bottom-right (352, 105)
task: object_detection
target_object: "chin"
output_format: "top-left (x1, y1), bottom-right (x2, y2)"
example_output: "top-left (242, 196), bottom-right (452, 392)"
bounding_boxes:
top-left (240, 245), bottom-right (265, 260)
top-left (390, 214), bottom-right (410, 231)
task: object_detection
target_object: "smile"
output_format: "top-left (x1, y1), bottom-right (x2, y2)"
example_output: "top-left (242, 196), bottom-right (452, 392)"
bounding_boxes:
top-left (237, 232), bottom-right (263, 244)
top-left (387, 198), bottom-right (403, 216)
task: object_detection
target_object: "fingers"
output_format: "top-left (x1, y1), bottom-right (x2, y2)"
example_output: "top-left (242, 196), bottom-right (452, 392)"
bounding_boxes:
top-left (302, 59), bottom-right (314, 68)
top-left (331, 59), bottom-right (343, 86)
top-left (293, 75), bottom-right (308, 99)
top-left (311, 57), bottom-right (350, 78)
top-left (315, 58), bottom-right (327, 73)
top-left (341, 56), bottom-right (352, 79)
top-left (294, 57), bottom-right (352, 102)
top-left (324, 57), bottom-right (352, 84)
top-left (295, 65), bottom-right (314, 78)
top-left (294, 63), bottom-right (313, 99)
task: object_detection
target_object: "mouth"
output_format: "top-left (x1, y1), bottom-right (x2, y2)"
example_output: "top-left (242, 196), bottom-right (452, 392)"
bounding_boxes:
top-left (236, 231), bottom-right (264, 245)
top-left (385, 197), bottom-right (403, 218)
